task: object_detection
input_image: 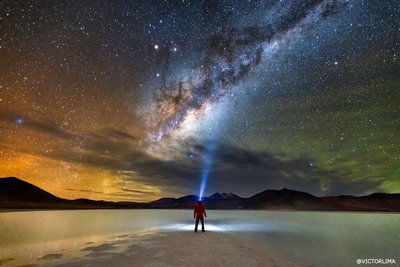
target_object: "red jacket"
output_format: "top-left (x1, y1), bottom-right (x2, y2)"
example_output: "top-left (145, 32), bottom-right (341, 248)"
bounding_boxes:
top-left (194, 203), bottom-right (207, 218)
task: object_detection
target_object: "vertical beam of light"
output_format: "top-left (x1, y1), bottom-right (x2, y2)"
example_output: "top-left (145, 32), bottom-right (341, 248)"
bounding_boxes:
top-left (198, 141), bottom-right (218, 200)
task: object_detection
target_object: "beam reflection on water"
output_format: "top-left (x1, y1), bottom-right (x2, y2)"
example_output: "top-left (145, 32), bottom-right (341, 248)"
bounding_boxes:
top-left (161, 222), bottom-right (293, 233)
top-left (163, 223), bottom-right (226, 231)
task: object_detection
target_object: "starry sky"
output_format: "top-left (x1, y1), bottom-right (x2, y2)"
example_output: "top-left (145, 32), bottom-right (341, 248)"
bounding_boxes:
top-left (1, 0), bottom-right (399, 202)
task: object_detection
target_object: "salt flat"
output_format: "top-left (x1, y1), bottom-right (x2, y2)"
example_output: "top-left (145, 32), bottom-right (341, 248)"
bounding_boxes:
top-left (0, 210), bottom-right (399, 266)
top-left (58, 230), bottom-right (304, 267)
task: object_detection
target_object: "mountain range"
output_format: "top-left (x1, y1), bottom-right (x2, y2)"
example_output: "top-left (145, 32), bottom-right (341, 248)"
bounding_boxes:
top-left (1, 177), bottom-right (399, 211)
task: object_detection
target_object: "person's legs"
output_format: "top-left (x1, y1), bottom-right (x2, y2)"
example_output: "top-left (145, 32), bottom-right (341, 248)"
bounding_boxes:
top-left (201, 217), bottom-right (205, 232)
top-left (195, 217), bottom-right (199, 232)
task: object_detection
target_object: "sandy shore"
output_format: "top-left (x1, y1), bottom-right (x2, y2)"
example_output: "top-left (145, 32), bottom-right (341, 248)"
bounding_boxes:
top-left (53, 230), bottom-right (306, 267)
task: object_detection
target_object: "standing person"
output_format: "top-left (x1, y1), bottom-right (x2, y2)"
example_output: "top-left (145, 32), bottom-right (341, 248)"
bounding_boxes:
top-left (194, 200), bottom-right (207, 232)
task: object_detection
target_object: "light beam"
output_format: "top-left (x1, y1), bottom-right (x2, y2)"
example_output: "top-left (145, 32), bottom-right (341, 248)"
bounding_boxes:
top-left (198, 141), bottom-right (218, 200)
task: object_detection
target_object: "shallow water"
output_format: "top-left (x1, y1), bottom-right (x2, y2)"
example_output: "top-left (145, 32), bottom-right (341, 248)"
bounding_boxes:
top-left (0, 209), bottom-right (399, 266)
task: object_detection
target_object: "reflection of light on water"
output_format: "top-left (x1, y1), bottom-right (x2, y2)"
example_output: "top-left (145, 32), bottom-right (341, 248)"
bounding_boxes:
top-left (162, 222), bottom-right (295, 233)
top-left (163, 224), bottom-right (226, 232)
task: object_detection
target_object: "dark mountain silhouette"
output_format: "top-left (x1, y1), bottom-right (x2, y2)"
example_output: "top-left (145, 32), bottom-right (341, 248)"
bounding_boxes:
top-left (149, 195), bottom-right (198, 208)
top-left (0, 177), bottom-right (145, 209)
top-left (0, 176), bottom-right (61, 203)
top-left (148, 192), bottom-right (243, 209)
top-left (1, 177), bottom-right (399, 211)
top-left (208, 192), bottom-right (241, 200)
top-left (245, 188), bottom-right (327, 210)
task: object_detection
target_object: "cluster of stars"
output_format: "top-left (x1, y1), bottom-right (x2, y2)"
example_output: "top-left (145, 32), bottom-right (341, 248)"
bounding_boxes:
top-left (0, 0), bottom-right (399, 200)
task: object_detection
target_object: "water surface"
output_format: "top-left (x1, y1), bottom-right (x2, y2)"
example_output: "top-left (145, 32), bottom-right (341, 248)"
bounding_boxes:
top-left (0, 210), bottom-right (399, 266)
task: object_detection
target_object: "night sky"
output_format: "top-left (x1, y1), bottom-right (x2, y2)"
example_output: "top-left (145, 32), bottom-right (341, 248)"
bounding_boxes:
top-left (1, 0), bottom-right (399, 202)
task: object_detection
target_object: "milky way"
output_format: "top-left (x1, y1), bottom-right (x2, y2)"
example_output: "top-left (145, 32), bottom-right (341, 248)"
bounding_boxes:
top-left (148, 0), bottom-right (348, 141)
top-left (1, 0), bottom-right (399, 201)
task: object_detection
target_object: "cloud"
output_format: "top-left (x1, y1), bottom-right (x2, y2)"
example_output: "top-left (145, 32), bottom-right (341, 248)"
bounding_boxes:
top-left (67, 188), bottom-right (103, 194)
top-left (121, 188), bottom-right (156, 194)
top-left (0, 109), bottom-right (81, 141)
top-left (103, 129), bottom-right (138, 141)
top-left (12, 119), bottom-right (381, 197)
top-left (1, 110), bottom-right (381, 197)
top-left (190, 141), bottom-right (382, 196)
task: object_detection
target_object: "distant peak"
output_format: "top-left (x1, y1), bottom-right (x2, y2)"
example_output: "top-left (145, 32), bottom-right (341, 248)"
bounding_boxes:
top-left (209, 192), bottom-right (223, 198)
top-left (1, 177), bottom-right (24, 182)
top-left (208, 192), bottom-right (241, 200)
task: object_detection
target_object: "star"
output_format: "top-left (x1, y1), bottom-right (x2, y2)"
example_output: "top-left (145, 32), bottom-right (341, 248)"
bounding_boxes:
top-left (0, 0), bottom-right (399, 201)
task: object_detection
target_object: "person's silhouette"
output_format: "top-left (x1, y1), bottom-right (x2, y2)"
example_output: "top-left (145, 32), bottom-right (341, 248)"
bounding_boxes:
top-left (194, 200), bottom-right (207, 232)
